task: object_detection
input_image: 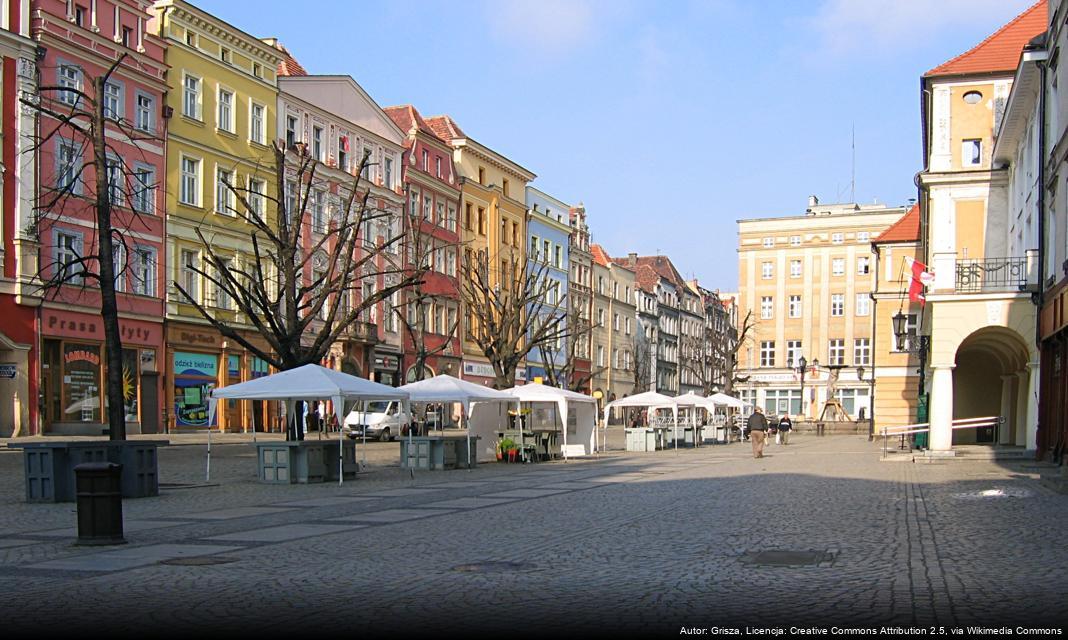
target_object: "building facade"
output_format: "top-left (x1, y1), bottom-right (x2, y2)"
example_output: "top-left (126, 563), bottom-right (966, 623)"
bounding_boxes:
top-left (383, 104), bottom-right (462, 383)
top-left (525, 186), bottom-right (570, 383)
top-left (34, 0), bottom-right (168, 435)
top-left (149, 0), bottom-right (281, 432)
top-left (591, 244), bottom-right (636, 419)
top-left (918, 1), bottom-right (1045, 453)
top-left (737, 198), bottom-right (908, 419)
top-left (567, 204), bottom-right (593, 392)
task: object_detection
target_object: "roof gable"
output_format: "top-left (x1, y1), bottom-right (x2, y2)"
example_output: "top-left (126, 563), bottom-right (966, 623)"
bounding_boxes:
top-left (280, 76), bottom-right (406, 146)
top-left (925, 1), bottom-right (1047, 77)
top-left (874, 204), bottom-right (920, 244)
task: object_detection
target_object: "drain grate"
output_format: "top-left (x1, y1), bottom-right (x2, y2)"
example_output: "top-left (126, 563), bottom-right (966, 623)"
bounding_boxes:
top-left (160, 556), bottom-right (239, 567)
top-left (452, 561), bottom-right (537, 573)
top-left (740, 550), bottom-right (836, 567)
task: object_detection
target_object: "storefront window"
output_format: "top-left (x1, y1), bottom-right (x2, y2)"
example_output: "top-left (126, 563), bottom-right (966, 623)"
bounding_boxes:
top-left (174, 351), bottom-right (217, 427)
top-left (251, 357), bottom-right (269, 378)
top-left (64, 343), bottom-right (101, 422)
top-left (763, 389), bottom-right (800, 416)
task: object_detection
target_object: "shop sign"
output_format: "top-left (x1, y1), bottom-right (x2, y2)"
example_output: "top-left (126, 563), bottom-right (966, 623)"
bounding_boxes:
top-left (44, 310), bottom-right (155, 343)
top-left (170, 326), bottom-right (220, 348)
top-left (461, 362), bottom-right (525, 381)
top-left (375, 355), bottom-right (399, 370)
top-left (64, 349), bottom-right (101, 366)
top-left (173, 351), bottom-right (218, 377)
top-left (0, 363), bottom-right (16, 379)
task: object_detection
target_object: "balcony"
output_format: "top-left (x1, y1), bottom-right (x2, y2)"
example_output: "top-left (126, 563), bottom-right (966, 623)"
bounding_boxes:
top-left (340, 319), bottom-right (378, 344)
top-left (954, 255), bottom-right (1034, 293)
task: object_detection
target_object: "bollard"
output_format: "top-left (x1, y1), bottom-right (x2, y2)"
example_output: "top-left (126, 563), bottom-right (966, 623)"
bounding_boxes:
top-left (73, 462), bottom-right (126, 546)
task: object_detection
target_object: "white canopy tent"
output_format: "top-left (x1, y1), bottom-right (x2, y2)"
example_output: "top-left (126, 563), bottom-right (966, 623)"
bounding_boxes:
top-left (397, 374), bottom-right (517, 467)
top-left (208, 364), bottom-right (410, 484)
top-left (709, 392), bottom-right (750, 410)
top-left (503, 382), bottom-right (598, 459)
top-left (602, 391), bottom-right (680, 454)
top-left (663, 391), bottom-right (719, 446)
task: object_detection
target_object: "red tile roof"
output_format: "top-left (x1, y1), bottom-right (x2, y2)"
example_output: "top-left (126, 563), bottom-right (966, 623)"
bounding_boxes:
top-left (634, 264), bottom-right (660, 293)
top-left (424, 115), bottom-right (466, 142)
top-left (925, 1), bottom-right (1047, 77)
top-left (383, 105), bottom-right (442, 142)
top-left (875, 204), bottom-right (920, 244)
top-left (268, 40), bottom-right (307, 77)
top-left (631, 255), bottom-right (686, 289)
top-left (591, 244), bottom-right (610, 267)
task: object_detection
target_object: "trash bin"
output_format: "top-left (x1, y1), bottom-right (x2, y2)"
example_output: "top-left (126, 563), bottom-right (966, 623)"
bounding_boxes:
top-left (74, 462), bottom-right (125, 546)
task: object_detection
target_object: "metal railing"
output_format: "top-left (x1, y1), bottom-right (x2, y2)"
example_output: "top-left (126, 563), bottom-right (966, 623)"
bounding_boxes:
top-left (880, 415), bottom-right (1002, 458)
top-left (955, 257), bottom-right (1028, 293)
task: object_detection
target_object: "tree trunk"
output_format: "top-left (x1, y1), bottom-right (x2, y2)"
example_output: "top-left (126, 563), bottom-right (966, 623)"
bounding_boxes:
top-left (93, 75), bottom-right (126, 441)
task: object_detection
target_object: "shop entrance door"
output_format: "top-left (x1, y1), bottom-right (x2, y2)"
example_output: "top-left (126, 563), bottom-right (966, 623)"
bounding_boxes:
top-left (140, 372), bottom-right (159, 434)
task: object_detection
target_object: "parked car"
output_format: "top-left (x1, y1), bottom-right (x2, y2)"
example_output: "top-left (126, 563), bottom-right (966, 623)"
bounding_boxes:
top-left (343, 401), bottom-right (410, 441)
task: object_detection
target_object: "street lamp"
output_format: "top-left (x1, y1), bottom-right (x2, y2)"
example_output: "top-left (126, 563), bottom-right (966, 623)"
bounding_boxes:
top-left (892, 310), bottom-right (931, 447)
top-left (857, 365), bottom-right (875, 441)
top-left (797, 355), bottom-right (808, 420)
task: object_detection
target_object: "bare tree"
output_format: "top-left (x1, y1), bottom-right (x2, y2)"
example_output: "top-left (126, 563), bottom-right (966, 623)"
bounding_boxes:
top-left (23, 54), bottom-right (160, 440)
top-left (725, 310), bottom-right (754, 394)
top-left (631, 331), bottom-right (653, 394)
top-left (174, 143), bottom-right (428, 438)
top-left (394, 206), bottom-right (460, 383)
top-left (460, 251), bottom-right (570, 388)
top-left (536, 315), bottom-right (601, 392)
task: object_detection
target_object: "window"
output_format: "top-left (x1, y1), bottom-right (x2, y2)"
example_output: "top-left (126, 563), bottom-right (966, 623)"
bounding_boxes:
top-left (790, 259), bottom-right (802, 278)
top-left (962, 139), bottom-right (982, 166)
top-left (554, 246), bottom-right (562, 268)
top-left (790, 235), bottom-right (801, 246)
top-left (895, 313), bottom-right (918, 351)
top-left (58, 64), bottom-right (81, 106)
top-left (436, 202), bottom-right (445, 227)
top-left (180, 156), bottom-right (199, 206)
top-left (445, 248), bottom-right (456, 277)
top-left (855, 294), bottom-right (870, 316)
top-left (132, 165), bottom-right (155, 213)
top-left (112, 242), bottom-right (126, 292)
top-left (135, 94), bottom-right (154, 132)
top-left (502, 178), bottom-right (509, 197)
top-left (832, 258), bottom-right (845, 276)
top-left (422, 149), bottom-right (429, 171)
top-left (215, 167), bottom-right (234, 215)
top-left (248, 178), bottom-right (265, 220)
top-left (597, 345), bottom-right (605, 367)
top-left (834, 388), bottom-right (870, 417)
top-left (215, 258), bottom-right (233, 310)
top-left (253, 62), bottom-right (262, 78)
top-left (132, 246), bottom-right (156, 296)
top-left (857, 256), bottom-right (870, 275)
top-left (786, 340), bottom-right (802, 368)
top-left (614, 349), bottom-right (621, 369)
top-left (446, 204), bottom-right (457, 232)
top-left (763, 389), bottom-right (801, 416)
top-left (464, 203), bottom-right (472, 230)
top-left (763, 237), bottom-right (774, 248)
top-left (857, 231), bottom-right (870, 243)
top-left (761, 261), bottom-right (773, 279)
top-left (513, 222), bottom-right (520, 247)
top-left (361, 147), bottom-right (371, 179)
top-left (830, 293), bottom-right (844, 316)
top-left (285, 115), bottom-right (298, 148)
top-left (182, 75), bottom-right (203, 121)
top-left (543, 240), bottom-right (551, 264)
top-left (312, 189), bottom-right (326, 232)
top-left (477, 207), bottom-right (486, 235)
top-left (828, 339), bottom-right (845, 366)
top-left (760, 296), bottom-right (773, 320)
top-left (384, 157), bottom-right (393, 187)
top-left (854, 338), bottom-right (870, 366)
top-left (56, 230), bottom-right (84, 285)
top-left (598, 308), bottom-right (606, 327)
top-left (56, 141), bottom-right (80, 194)
top-left (185, 30), bottom-right (197, 47)
top-left (105, 156), bottom-right (124, 205)
top-left (250, 103), bottom-right (265, 144)
top-left (435, 157), bottom-right (442, 179)
top-left (831, 233), bottom-right (843, 244)
top-left (217, 89), bottom-right (233, 132)
top-left (613, 313), bottom-right (620, 331)
top-left (625, 317), bottom-right (632, 335)
top-left (220, 47), bottom-right (230, 64)
top-left (423, 195), bottom-right (432, 221)
top-left (760, 341), bottom-right (775, 367)
top-left (74, 4), bottom-right (86, 26)
top-left (103, 81), bottom-right (122, 119)
top-left (788, 295), bottom-right (801, 318)
top-left (284, 180), bottom-right (298, 222)
top-left (313, 126), bottom-right (324, 161)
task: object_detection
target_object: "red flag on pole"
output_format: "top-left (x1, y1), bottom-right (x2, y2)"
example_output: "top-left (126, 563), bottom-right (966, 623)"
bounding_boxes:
top-left (905, 257), bottom-right (934, 305)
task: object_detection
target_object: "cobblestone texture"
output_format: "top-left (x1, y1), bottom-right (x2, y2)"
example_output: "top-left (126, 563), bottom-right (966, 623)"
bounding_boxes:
top-left (1, 431), bottom-right (1066, 637)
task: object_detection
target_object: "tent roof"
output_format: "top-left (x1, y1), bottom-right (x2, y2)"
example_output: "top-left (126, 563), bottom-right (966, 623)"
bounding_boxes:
top-left (604, 391), bottom-right (678, 410)
top-left (671, 391), bottom-right (713, 407)
top-left (504, 381), bottom-right (597, 404)
top-left (209, 364), bottom-right (409, 401)
top-left (398, 374), bottom-right (516, 405)
top-left (709, 392), bottom-right (750, 409)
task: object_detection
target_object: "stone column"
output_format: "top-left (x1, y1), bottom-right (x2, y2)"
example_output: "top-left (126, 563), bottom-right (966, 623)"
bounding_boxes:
top-left (999, 375), bottom-right (1015, 445)
top-left (1015, 370), bottom-right (1029, 447)
top-left (1025, 362), bottom-right (1039, 452)
top-left (929, 364), bottom-right (955, 452)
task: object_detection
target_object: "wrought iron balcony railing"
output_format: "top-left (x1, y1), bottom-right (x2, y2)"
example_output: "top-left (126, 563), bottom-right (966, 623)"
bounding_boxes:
top-left (955, 257), bottom-right (1029, 293)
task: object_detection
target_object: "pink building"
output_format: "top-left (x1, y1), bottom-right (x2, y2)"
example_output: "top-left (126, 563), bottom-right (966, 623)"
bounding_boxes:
top-left (31, 0), bottom-right (168, 435)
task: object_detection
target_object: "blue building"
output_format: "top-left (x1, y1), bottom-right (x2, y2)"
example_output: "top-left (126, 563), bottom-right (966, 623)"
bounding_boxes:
top-left (525, 187), bottom-right (572, 384)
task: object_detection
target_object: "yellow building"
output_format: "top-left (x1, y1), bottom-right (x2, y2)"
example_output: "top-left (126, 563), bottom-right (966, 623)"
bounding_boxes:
top-left (737, 198), bottom-right (909, 423)
top-left (870, 205), bottom-right (924, 435)
top-left (149, 0), bottom-right (283, 432)
top-left (917, 2), bottom-right (1045, 453)
top-left (425, 116), bottom-right (535, 386)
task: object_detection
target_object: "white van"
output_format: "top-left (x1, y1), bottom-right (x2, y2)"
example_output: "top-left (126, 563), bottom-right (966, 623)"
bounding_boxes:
top-left (343, 401), bottom-right (411, 441)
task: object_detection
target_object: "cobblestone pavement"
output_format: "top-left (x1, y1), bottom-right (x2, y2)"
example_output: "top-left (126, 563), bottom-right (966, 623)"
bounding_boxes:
top-left (2, 431), bottom-right (1066, 638)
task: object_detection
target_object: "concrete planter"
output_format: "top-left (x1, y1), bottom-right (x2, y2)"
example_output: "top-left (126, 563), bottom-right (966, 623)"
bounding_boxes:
top-left (255, 440), bottom-right (357, 484)
top-left (10, 440), bottom-right (167, 503)
top-left (401, 437), bottom-right (479, 470)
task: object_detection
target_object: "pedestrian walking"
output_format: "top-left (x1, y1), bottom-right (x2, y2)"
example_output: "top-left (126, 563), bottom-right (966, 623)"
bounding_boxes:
top-left (777, 415), bottom-right (793, 445)
top-left (746, 407), bottom-right (768, 458)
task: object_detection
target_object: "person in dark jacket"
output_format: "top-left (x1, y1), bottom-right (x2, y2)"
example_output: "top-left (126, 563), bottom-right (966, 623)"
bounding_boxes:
top-left (746, 407), bottom-right (769, 459)
top-left (777, 415), bottom-right (793, 445)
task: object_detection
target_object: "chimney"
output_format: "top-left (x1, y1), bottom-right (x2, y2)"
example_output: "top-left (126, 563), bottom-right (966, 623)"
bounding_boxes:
top-left (628, 252), bottom-right (637, 267)
top-left (808, 195), bottom-right (819, 208)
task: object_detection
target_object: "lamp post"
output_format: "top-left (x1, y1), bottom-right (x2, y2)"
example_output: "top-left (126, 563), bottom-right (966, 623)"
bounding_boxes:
top-left (892, 310), bottom-right (931, 448)
top-left (857, 365), bottom-right (875, 441)
top-left (797, 355), bottom-right (807, 421)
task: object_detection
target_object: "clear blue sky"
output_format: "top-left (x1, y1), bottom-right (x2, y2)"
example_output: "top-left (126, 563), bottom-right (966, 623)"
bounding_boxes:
top-left (199, 0), bottom-right (1035, 291)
